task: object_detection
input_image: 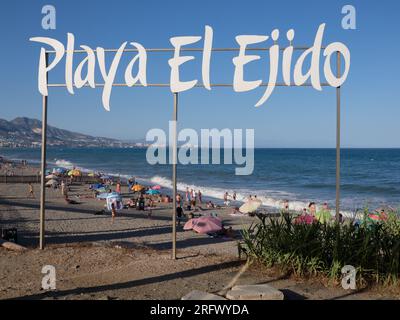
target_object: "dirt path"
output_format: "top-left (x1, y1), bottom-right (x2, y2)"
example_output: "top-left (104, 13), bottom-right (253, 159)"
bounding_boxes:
top-left (1, 244), bottom-right (398, 300)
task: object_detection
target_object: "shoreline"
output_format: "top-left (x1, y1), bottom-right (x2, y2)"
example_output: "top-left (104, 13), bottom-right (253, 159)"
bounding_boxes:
top-left (0, 153), bottom-right (397, 218)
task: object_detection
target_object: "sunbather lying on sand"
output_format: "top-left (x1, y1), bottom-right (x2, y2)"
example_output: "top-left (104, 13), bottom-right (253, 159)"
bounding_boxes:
top-left (206, 201), bottom-right (221, 209)
top-left (209, 226), bottom-right (235, 239)
top-left (64, 195), bottom-right (80, 205)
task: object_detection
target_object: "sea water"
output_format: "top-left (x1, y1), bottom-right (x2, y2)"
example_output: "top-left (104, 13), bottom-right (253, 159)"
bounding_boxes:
top-left (1, 148), bottom-right (399, 214)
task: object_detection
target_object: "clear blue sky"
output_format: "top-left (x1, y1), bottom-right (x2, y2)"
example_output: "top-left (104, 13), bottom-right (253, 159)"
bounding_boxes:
top-left (0, 0), bottom-right (399, 147)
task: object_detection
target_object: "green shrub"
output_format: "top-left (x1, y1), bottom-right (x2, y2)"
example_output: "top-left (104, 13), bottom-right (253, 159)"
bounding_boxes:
top-left (241, 210), bottom-right (400, 286)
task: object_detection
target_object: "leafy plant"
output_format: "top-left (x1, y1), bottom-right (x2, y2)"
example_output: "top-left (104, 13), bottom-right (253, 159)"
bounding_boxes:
top-left (241, 209), bottom-right (400, 286)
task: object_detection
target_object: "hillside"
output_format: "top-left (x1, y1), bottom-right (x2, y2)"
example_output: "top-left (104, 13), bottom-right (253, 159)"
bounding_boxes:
top-left (0, 117), bottom-right (140, 148)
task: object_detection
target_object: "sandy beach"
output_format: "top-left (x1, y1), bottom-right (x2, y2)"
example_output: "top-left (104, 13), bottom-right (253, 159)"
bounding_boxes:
top-left (0, 159), bottom-right (399, 300)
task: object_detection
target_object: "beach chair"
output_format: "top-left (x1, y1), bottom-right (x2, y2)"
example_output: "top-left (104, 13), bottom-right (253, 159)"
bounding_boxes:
top-left (1, 228), bottom-right (18, 243)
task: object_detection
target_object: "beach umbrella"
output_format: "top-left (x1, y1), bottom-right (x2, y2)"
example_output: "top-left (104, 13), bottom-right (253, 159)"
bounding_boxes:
top-left (46, 179), bottom-right (58, 187)
top-left (100, 175), bottom-right (112, 180)
top-left (52, 167), bottom-right (67, 174)
top-left (90, 183), bottom-right (104, 190)
top-left (239, 199), bottom-right (262, 214)
top-left (152, 185), bottom-right (162, 190)
top-left (132, 184), bottom-right (144, 192)
top-left (188, 216), bottom-right (222, 234)
top-left (368, 211), bottom-right (388, 222)
top-left (146, 189), bottom-right (160, 195)
top-left (46, 174), bottom-right (58, 180)
top-left (68, 169), bottom-right (82, 177)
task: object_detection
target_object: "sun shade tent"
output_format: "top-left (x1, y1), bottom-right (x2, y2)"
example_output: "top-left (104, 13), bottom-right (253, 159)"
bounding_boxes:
top-left (106, 193), bottom-right (123, 211)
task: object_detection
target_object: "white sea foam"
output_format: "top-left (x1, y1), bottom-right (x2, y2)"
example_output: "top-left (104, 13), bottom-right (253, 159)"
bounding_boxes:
top-left (36, 157), bottom-right (358, 218)
top-left (147, 175), bottom-right (355, 217)
top-left (54, 159), bottom-right (75, 169)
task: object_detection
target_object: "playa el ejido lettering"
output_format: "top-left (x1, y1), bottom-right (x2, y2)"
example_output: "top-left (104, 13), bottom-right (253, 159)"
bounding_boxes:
top-left (29, 23), bottom-right (350, 111)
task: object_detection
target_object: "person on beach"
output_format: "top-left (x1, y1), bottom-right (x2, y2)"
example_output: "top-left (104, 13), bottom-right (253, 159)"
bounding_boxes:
top-left (64, 184), bottom-right (69, 198)
top-left (191, 189), bottom-right (196, 201)
top-left (282, 199), bottom-right (289, 212)
top-left (315, 202), bottom-right (332, 224)
top-left (147, 199), bottom-right (154, 219)
top-left (111, 202), bottom-right (116, 218)
top-left (176, 193), bottom-right (182, 207)
top-left (185, 187), bottom-right (190, 203)
top-left (176, 205), bottom-right (183, 226)
top-left (27, 182), bottom-right (35, 198)
top-left (223, 192), bottom-right (229, 206)
top-left (206, 201), bottom-right (214, 209)
top-left (230, 206), bottom-right (241, 215)
top-left (308, 202), bottom-right (317, 216)
top-left (128, 178), bottom-right (135, 192)
top-left (61, 180), bottom-right (65, 196)
top-left (116, 181), bottom-right (121, 194)
top-left (232, 191), bottom-right (237, 201)
top-left (197, 190), bottom-right (202, 204)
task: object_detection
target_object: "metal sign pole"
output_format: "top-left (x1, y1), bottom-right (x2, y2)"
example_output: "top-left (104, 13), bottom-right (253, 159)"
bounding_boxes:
top-left (335, 51), bottom-right (341, 221)
top-left (172, 92), bottom-right (178, 259)
top-left (39, 52), bottom-right (49, 250)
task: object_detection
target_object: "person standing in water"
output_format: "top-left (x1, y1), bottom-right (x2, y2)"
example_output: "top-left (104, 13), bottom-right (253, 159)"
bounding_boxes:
top-left (224, 192), bottom-right (229, 206)
top-left (185, 187), bottom-right (190, 203)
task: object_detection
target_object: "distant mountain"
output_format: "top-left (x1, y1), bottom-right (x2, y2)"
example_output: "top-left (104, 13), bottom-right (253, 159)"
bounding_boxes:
top-left (0, 117), bottom-right (145, 148)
